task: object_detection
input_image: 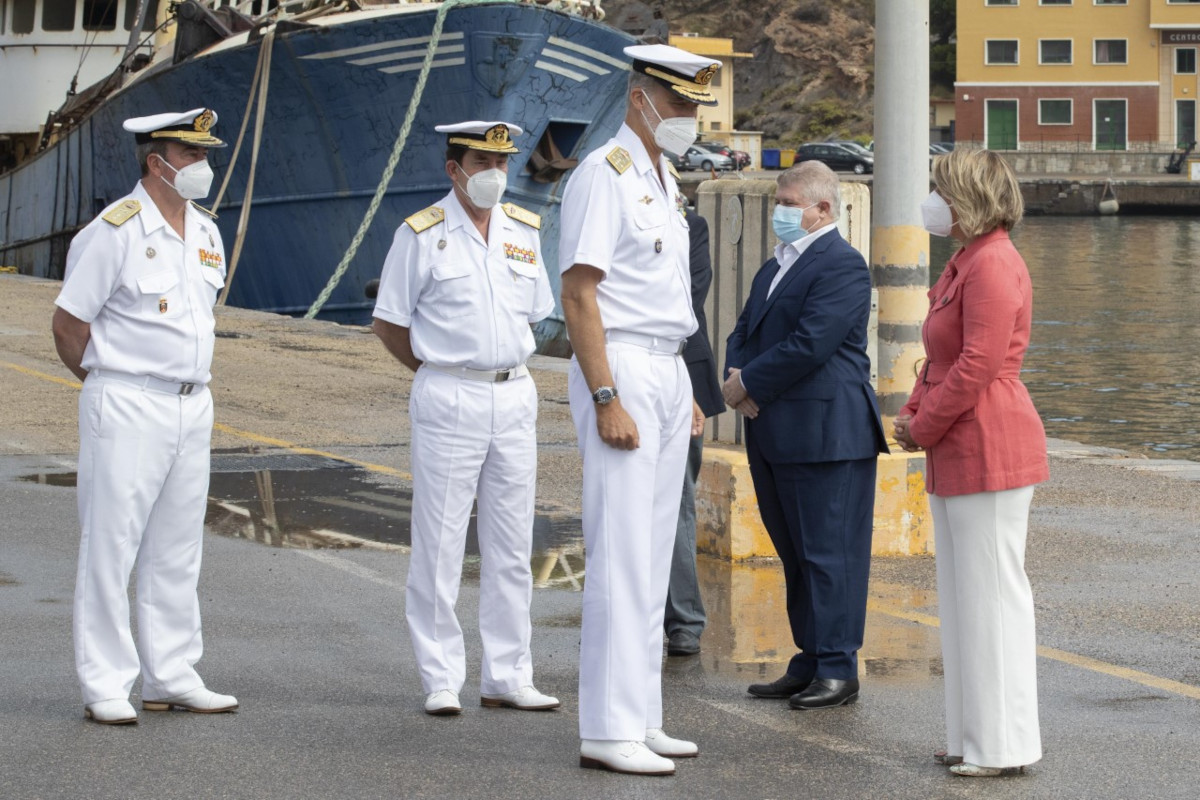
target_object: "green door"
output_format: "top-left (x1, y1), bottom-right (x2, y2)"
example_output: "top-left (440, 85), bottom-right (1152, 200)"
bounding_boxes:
top-left (1177, 100), bottom-right (1196, 147)
top-left (986, 100), bottom-right (1018, 150)
top-left (1094, 100), bottom-right (1127, 151)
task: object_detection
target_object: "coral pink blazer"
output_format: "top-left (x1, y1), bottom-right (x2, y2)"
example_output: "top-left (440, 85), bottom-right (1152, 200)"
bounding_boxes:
top-left (901, 228), bottom-right (1049, 497)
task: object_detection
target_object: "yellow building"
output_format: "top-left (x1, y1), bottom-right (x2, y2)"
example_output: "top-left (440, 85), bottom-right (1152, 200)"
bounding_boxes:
top-left (955, 0), bottom-right (1200, 150)
top-left (668, 33), bottom-right (763, 167)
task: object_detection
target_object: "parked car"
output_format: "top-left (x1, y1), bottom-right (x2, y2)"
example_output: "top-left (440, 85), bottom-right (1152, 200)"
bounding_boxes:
top-left (672, 144), bottom-right (735, 172)
top-left (702, 141), bottom-right (751, 169)
top-left (930, 142), bottom-right (954, 154)
top-left (794, 143), bottom-right (874, 174)
top-left (827, 140), bottom-right (874, 159)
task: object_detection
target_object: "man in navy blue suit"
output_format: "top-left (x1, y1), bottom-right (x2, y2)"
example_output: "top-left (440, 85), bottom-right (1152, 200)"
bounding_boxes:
top-left (723, 161), bottom-right (888, 709)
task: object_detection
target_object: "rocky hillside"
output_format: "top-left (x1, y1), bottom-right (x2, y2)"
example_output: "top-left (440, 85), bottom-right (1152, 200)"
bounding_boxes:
top-left (604, 0), bottom-right (877, 146)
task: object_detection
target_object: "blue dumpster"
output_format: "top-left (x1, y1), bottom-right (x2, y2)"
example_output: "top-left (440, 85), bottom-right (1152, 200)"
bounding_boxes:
top-left (762, 148), bottom-right (781, 169)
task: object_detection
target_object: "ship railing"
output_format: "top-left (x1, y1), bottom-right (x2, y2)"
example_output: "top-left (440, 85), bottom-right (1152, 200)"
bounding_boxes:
top-left (198, 0), bottom-right (605, 22)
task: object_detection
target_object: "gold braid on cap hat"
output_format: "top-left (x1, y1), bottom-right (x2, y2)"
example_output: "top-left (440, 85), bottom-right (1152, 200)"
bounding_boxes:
top-left (447, 124), bottom-right (519, 153)
top-left (643, 64), bottom-right (720, 102)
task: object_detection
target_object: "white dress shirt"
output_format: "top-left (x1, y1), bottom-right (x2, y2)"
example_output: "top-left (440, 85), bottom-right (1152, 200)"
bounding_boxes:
top-left (373, 190), bottom-right (554, 370)
top-left (767, 221), bottom-right (839, 298)
top-left (558, 123), bottom-right (697, 341)
top-left (55, 181), bottom-right (227, 384)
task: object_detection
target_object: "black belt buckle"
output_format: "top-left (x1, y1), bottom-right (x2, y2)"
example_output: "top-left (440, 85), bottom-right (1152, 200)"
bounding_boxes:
top-left (179, 383), bottom-right (196, 396)
top-left (494, 369), bottom-right (513, 383)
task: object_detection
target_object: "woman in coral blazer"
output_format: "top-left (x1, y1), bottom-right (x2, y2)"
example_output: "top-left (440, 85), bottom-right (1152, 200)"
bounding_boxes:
top-left (894, 148), bottom-right (1049, 778)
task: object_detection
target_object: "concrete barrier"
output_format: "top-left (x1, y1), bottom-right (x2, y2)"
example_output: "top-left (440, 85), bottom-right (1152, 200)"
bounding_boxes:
top-left (693, 177), bottom-right (933, 559)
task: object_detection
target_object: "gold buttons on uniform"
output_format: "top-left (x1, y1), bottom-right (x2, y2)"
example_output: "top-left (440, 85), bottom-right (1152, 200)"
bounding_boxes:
top-left (438, 239), bottom-right (447, 250)
top-left (146, 247), bottom-right (156, 259)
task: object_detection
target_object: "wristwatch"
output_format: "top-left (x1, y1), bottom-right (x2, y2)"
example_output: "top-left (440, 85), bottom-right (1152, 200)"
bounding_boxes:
top-left (591, 386), bottom-right (618, 405)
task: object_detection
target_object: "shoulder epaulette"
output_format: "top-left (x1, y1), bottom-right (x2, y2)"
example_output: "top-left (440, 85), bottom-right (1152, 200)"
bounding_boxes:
top-left (404, 205), bottom-right (445, 233)
top-left (501, 202), bottom-right (541, 230)
top-left (101, 199), bottom-right (142, 227)
top-left (606, 146), bottom-right (632, 175)
top-left (190, 200), bottom-right (219, 219)
top-left (666, 161), bottom-right (680, 180)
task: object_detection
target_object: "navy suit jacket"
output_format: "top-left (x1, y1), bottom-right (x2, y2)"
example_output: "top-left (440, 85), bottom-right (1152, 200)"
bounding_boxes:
top-left (725, 228), bottom-right (888, 464)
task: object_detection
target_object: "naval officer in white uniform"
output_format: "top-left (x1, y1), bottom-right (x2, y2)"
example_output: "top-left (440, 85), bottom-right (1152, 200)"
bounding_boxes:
top-left (373, 121), bottom-right (560, 717)
top-left (52, 108), bottom-right (238, 724)
top-left (559, 44), bottom-right (722, 776)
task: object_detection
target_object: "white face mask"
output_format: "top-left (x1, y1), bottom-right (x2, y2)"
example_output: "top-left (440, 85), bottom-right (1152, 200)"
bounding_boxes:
top-left (920, 191), bottom-right (954, 237)
top-left (639, 92), bottom-right (698, 155)
top-left (456, 165), bottom-right (507, 209)
top-left (156, 155), bottom-right (214, 200)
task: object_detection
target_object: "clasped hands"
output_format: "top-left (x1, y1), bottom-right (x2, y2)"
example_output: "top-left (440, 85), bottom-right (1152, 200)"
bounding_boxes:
top-left (722, 368), bottom-right (759, 419)
top-left (892, 414), bottom-right (922, 452)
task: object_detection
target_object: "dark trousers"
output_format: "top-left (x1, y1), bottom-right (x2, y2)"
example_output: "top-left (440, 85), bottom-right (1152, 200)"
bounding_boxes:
top-left (746, 439), bottom-right (877, 681)
top-left (664, 434), bottom-right (706, 637)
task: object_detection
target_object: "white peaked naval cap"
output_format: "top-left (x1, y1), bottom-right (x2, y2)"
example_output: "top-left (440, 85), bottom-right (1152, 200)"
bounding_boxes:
top-left (434, 121), bottom-right (523, 153)
top-left (122, 108), bottom-right (226, 147)
top-left (624, 44), bottom-right (723, 106)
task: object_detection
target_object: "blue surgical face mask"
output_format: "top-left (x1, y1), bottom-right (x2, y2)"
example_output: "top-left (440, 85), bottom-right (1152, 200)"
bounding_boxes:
top-left (772, 202), bottom-right (816, 244)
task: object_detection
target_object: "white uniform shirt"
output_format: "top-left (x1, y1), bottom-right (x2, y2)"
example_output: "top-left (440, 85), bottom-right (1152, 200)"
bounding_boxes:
top-left (54, 181), bottom-right (227, 384)
top-left (767, 221), bottom-right (839, 297)
top-left (373, 190), bottom-right (554, 370)
top-left (559, 123), bottom-right (697, 341)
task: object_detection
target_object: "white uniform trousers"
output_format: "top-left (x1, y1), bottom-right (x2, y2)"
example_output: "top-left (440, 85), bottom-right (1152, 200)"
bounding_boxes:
top-left (74, 375), bottom-right (212, 704)
top-left (568, 343), bottom-right (692, 741)
top-left (406, 367), bottom-right (538, 695)
top-left (931, 485), bottom-right (1042, 768)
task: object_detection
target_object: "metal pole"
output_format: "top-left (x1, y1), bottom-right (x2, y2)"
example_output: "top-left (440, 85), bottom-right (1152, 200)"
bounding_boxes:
top-left (872, 0), bottom-right (930, 429)
top-left (122, 0), bottom-right (152, 66)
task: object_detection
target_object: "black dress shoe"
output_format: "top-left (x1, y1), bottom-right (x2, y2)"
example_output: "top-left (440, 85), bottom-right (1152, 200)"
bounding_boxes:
top-left (747, 673), bottom-right (812, 699)
top-left (666, 631), bottom-right (701, 656)
top-left (788, 678), bottom-right (860, 710)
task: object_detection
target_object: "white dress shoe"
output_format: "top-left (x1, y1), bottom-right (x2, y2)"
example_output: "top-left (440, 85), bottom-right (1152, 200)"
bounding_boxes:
top-left (644, 728), bottom-right (698, 758)
top-left (950, 762), bottom-right (1027, 777)
top-left (480, 685), bottom-right (561, 711)
top-left (84, 698), bottom-right (137, 725)
top-left (579, 740), bottom-right (675, 776)
top-left (143, 687), bottom-right (238, 713)
top-left (424, 690), bottom-right (462, 716)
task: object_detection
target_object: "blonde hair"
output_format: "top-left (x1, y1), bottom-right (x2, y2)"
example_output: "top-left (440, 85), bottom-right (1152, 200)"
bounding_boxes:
top-left (931, 148), bottom-right (1023, 239)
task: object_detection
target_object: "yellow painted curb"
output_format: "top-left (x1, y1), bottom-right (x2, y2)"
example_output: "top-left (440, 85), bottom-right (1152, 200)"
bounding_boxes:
top-left (696, 445), bottom-right (933, 559)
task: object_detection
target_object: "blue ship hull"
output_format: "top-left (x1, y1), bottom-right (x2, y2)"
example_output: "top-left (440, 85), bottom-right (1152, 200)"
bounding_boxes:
top-left (0, 3), bottom-right (634, 348)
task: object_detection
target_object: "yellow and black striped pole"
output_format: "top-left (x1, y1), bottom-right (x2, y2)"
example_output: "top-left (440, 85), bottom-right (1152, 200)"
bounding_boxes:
top-left (872, 0), bottom-right (931, 431)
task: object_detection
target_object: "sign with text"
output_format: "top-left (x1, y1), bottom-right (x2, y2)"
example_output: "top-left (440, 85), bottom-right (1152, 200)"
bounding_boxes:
top-left (1164, 31), bottom-right (1200, 45)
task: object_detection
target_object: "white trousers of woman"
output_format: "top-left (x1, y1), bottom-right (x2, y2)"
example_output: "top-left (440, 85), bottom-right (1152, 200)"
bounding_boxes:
top-left (931, 485), bottom-right (1042, 769)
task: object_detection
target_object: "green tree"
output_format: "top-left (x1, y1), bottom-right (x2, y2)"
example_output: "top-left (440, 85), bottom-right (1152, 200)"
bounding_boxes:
top-left (930, 0), bottom-right (956, 93)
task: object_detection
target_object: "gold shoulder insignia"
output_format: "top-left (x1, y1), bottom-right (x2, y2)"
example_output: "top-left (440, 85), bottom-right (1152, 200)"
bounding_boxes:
top-left (501, 202), bottom-right (541, 230)
top-left (189, 200), bottom-right (218, 219)
top-left (666, 161), bottom-right (680, 180)
top-left (606, 146), bottom-right (632, 175)
top-left (404, 205), bottom-right (445, 233)
top-left (101, 199), bottom-right (142, 227)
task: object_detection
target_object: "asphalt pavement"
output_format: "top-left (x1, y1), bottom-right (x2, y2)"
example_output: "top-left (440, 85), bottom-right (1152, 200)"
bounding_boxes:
top-left (2, 273), bottom-right (1199, 799)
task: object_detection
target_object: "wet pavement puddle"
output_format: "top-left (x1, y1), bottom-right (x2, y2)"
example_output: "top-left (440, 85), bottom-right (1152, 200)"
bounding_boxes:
top-left (20, 452), bottom-right (587, 591)
top-left (20, 452), bottom-right (944, 684)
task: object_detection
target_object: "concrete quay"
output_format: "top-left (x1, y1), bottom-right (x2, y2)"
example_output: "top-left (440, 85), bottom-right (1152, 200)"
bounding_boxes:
top-left (678, 171), bottom-right (1200, 215)
top-left (3, 273), bottom-right (1200, 799)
